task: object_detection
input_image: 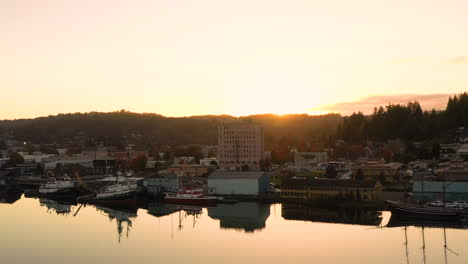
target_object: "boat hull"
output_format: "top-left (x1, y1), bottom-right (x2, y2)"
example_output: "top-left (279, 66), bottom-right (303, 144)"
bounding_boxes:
top-left (78, 192), bottom-right (137, 210)
top-left (386, 200), bottom-right (463, 218)
top-left (38, 188), bottom-right (78, 199)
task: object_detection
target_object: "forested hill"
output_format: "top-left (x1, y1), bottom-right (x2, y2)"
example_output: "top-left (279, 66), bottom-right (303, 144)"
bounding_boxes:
top-left (0, 112), bottom-right (342, 149)
top-left (336, 92), bottom-right (468, 144)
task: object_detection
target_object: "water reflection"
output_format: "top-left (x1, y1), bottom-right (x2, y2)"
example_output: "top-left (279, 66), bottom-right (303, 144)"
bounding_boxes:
top-left (3, 194), bottom-right (468, 264)
top-left (39, 198), bottom-right (74, 215)
top-left (95, 205), bottom-right (137, 243)
top-left (0, 187), bottom-right (22, 204)
top-left (281, 203), bottom-right (382, 226)
top-left (208, 202), bottom-right (270, 233)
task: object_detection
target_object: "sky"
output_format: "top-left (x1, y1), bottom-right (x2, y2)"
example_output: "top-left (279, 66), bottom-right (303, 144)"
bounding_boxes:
top-left (1, 0), bottom-right (468, 119)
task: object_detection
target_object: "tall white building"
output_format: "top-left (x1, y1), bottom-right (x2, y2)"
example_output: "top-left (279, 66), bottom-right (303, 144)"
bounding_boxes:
top-left (217, 122), bottom-right (264, 170)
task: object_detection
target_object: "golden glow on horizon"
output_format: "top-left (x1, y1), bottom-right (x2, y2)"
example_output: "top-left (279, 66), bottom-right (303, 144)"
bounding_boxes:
top-left (1, 0), bottom-right (468, 119)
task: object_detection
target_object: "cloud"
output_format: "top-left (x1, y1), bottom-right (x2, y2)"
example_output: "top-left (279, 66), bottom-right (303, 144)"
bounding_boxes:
top-left (448, 56), bottom-right (468, 64)
top-left (312, 93), bottom-right (451, 115)
top-left (383, 56), bottom-right (468, 65)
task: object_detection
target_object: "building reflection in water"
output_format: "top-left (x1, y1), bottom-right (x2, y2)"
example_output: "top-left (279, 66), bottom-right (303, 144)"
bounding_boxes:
top-left (147, 203), bottom-right (203, 231)
top-left (208, 202), bottom-right (270, 232)
top-left (281, 203), bottom-right (382, 226)
top-left (95, 205), bottom-right (137, 243)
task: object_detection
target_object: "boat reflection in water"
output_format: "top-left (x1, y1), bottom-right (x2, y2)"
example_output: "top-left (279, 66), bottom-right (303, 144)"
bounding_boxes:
top-left (386, 213), bottom-right (465, 264)
top-left (281, 203), bottom-right (383, 226)
top-left (208, 202), bottom-right (270, 232)
top-left (95, 205), bottom-right (137, 243)
top-left (39, 197), bottom-right (75, 215)
top-left (0, 187), bottom-right (22, 204)
top-left (147, 202), bottom-right (182, 218)
top-left (148, 202), bottom-right (203, 232)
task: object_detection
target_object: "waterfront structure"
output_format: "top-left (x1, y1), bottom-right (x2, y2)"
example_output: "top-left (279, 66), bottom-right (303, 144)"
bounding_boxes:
top-left (17, 152), bottom-right (57, 163)
top-left (166, 165), bottom-right (210, 177)
top-left (44, 157), bottom-right (94, 170)
top-left (81, 147), bottom-right (110, 158)
top-left (217, 122), bottom-right (264, 170)
top-left (143, 173), bottom-right (179, 195)
top-left (43, 156), bottom-right (116, 175)
top-left (352, 161), bottom-right (403, 183)
top-left (457, 144), bottom-right (468, 160)
top-left (173, 156), bottom-right (196, 165)
top-left (413, 181), bottom-right (468, 201)
top-left (201, 145), bottom-right (217, 158)
top-left (408, 160), bottom-right (431, 170)
top-left (207, 171), bottom-right (269, 196)
top-left (294, 151), bottom-right (328, 170)
top-left (281, 178), bottom-right (382, 201)
top-left (440, 143), bottom-right (461, 161)
top-left (436, 160), bottom-right (468, 181)
top-left (199, 157), bottom-right (218, 167)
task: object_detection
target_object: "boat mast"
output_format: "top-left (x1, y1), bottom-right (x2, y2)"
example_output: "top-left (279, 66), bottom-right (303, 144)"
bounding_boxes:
top-left (403, 226), bottom-right (410, 264)
top-left (421, 227), bottom-right (427, 264)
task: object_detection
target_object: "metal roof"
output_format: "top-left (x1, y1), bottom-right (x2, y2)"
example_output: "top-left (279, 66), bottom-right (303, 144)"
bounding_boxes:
top-left (209, 171), bottom-right (267, 180)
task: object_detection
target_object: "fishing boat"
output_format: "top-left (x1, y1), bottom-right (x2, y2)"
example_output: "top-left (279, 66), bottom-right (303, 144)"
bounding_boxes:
top-left (386, 200), bottom-right (465, 218)
top-left (77, 180), bottom-right (140, 209)
top-left (38, 177), bottom-right (77, 197)
top-left (164, 189), bottom-right (217, 206)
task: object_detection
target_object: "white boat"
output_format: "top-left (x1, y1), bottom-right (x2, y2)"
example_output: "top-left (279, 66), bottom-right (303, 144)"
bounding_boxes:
top-left (96, 182), bottom-right (138, 199)
top-left (98, 172), bottom-right (143, 183)
top-left (78, 180), bottom-right (140, 210)
top-left (164, 189), bottom-right (217, 206)
top-left (39, 177), bottom-right (76, 195)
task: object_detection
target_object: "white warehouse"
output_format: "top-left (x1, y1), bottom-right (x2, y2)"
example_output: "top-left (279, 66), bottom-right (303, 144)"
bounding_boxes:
top-left (208, 171), bottom-right (269, 196)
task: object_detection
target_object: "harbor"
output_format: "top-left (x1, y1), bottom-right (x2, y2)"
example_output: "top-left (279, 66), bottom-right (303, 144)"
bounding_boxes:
top-left (1, 193), bottom-right (468, 264)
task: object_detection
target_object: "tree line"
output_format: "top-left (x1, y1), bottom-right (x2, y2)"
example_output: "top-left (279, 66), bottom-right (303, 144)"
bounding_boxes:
top-left (336, 93), bottom-right (468, 144)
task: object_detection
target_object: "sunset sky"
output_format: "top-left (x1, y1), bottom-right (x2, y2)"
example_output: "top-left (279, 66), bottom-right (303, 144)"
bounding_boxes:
top-left (2, 0), bottom-right (468, 119)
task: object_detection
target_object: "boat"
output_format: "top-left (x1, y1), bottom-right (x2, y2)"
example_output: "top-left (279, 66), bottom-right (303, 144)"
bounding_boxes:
top-left (77, 181), bottom-right (139, 209)
top-left (217, 196), bottom-right (238, 204)
top-left (164, 189), bottom-right (217, 206)
top-left (386, 213), bottom-right (468, 229)
top-left (38, 177), bottom-right (77, 197)
top-left (386, 200), bottom-right (465, 218)
top-left (387, 158), bottom-right (468, 219)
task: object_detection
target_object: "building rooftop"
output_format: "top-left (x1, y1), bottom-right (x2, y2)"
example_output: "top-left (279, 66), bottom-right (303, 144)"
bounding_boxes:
top-left (353, 161), bottom-right (403, 170)
top-left (282, 178), bottom-right (379, 189)
top-left (209, 171), bottom-right (268, 180)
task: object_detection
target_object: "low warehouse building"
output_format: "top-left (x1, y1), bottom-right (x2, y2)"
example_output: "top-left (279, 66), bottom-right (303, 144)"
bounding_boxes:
top-left (208, 171), bottom-right (269, 196)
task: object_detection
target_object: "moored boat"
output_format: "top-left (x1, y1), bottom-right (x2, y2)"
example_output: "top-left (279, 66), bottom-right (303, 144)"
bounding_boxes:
top-left (164, 189), bottom-right (217, 207)
top-left (386, 200), bottom-right (465, 218)
top-left (77, 181), bottom-right (139, 210)
top-left (38, 177), bottom-right (77, 197)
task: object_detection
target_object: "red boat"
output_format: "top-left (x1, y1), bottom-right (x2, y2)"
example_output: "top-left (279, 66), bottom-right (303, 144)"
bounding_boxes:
top-left (164, 189), bottom-right (217, 207)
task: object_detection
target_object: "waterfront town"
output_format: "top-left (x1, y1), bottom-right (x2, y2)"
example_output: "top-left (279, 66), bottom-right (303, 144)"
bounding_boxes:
top-left (2, 102), bottom-right (468, 217)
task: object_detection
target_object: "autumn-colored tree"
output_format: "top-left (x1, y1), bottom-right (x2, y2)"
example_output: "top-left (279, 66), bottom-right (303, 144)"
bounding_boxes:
top-left (130, 155), bottom-right (147, 172)
top-left (383, 149), bottom-right (393, 162)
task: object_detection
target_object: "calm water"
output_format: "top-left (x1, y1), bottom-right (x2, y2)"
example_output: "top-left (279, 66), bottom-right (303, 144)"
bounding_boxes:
top-left (1, 195), bottom-right (468, 264)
